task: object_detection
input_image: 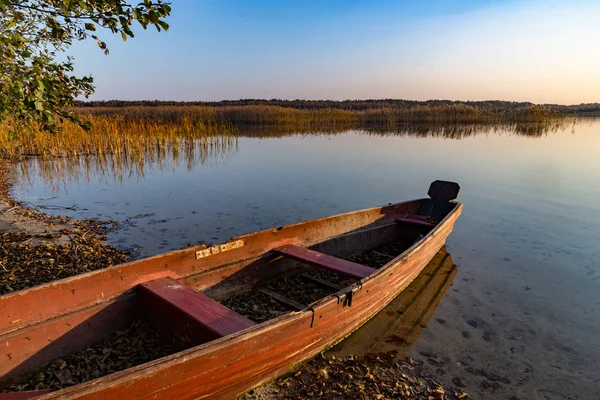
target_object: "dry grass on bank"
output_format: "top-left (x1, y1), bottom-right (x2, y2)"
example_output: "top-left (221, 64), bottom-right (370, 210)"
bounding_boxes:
top-left (81, 103), bottom-right (559, 126)
top-left (0, 114), bottom-right (237, 161)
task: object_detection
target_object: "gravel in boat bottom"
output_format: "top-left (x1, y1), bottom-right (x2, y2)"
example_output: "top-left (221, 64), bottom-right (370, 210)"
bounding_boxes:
top-left (241, 351), bottom-right (468, 400)
top-left (345, 239), bottom-right (414, 269)
top-left (222, 239), bottom-right (417, 323)
top-left (221, 289), bottom-right (295, 323)
top-left (1, 318), bottom-right (176, 393)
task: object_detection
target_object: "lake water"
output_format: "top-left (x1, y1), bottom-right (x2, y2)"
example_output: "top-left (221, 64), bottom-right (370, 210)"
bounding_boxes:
top-left (12, 120), bottom-right (600, 399)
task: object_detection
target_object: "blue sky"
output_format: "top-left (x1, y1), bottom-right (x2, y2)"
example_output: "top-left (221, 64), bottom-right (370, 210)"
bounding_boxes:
top-left (71, 0), bottom-right (600, 104)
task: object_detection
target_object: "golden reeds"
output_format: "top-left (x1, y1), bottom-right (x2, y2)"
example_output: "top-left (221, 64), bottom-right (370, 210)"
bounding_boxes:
top-left (80, 103), bottom-right (559, 125)
top-left (1, 103), bottom-right (565, 192)
top-left (11, 117), bottom-right (572, 193)
top-left (78, 105), bottom-right (360, 127)
top-left (0, 113), bottom-right (237, 161)
top-left (0, 103), bottom-right (561, 161)
top-left (1, 112), bottom-right (240, 191)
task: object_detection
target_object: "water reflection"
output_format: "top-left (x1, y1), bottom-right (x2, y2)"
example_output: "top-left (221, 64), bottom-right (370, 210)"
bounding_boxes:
top-left (328, 247), bottom-right (457, 358)
top-left (242, 119), bottom-right (570, 138)
top-left (11, 117), bottom-right (600, 398)
top-left (15, 136), bottom-right (238, 192)
top-left (13, 120), bottom-right (573, 192)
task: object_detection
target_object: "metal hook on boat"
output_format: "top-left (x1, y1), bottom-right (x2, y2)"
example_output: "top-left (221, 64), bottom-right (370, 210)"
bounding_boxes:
top-left (343, 286), bottom-right (361, 307)
top-left (346, 290), bottom-right (353, 307)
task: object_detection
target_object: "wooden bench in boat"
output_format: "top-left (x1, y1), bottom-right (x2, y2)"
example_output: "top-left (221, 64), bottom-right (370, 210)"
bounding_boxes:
top-left (139, 278), bottom-right (256, 350)
top-left (274, 245), bottom-right (377, 279)
top-left (396, 216), bottom-right (437, 229)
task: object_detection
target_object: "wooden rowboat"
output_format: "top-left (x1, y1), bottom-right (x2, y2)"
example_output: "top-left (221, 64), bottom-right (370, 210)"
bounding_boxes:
top-left (0, 180), bottom-right (462, 400)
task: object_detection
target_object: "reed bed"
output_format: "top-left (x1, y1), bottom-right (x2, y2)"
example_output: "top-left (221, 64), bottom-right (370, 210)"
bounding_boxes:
top-left (76, 103), bottom-right (560, 127)
top-left (79, 105), bottom-right (361, 127)
top-left (1, 103), bottom-right (566, 192)
top-left (1, 103), bottom-right (560, 160)
top-left (12, 118), bottom-right (572, 193)
top-left (0, 114), bottom-right (238, 161)
top-left (361, 103), bottom-right (558, 125)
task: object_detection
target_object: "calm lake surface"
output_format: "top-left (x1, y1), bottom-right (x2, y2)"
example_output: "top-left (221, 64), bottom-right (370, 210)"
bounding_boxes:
top-left (12, 120), bottom-right (600, 399)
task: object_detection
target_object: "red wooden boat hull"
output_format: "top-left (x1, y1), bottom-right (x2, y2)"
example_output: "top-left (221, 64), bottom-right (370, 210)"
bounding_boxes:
top-left (0, 188), bottom-right (462, 399)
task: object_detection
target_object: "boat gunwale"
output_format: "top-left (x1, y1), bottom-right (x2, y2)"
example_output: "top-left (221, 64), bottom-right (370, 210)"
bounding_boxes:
top-left (0, 198), bottom-right (425, 304)
top-left (30, 199), bottom-right (463, 399)
top-left (0, 197), bottom-right (426, 337)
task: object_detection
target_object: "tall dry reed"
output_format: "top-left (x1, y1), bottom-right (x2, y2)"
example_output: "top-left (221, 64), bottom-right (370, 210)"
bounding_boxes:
top-left (76, 103), bottom-right (560, 128)
top-left (12, 118), bottom-right (573, 192)
top-left (0, 114), bottom-right (237, 161)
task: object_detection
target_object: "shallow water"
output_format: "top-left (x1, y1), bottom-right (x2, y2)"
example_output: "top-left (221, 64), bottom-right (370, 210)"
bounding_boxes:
top-left (12, 120), bottom-right (600, 399)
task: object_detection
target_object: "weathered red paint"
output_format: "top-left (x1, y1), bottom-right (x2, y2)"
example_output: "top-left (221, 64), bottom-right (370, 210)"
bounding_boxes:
top-left (274, 245), bottom-right (377, 279)
top-left (39, 201), bottom-right (461, 400)
top-left (0, 294), bottom-right (140, 383)
top-left (0, 200), bottom-right (421, 337)
top-left (139, 278), bottom-right (255, 349)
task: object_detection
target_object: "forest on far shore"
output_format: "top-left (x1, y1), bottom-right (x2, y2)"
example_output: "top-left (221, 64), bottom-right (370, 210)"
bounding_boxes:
top-left (75, 99), bottom-right (600, 115)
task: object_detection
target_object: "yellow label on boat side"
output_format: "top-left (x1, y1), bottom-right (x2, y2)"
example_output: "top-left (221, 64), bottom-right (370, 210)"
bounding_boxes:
top-left (195, 240), bottom-right (245, 259)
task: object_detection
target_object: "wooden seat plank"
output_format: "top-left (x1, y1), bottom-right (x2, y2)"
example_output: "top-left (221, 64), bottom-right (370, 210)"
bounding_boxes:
top-left (397, 217), bottom-right (437, 229)
top-left (139, 278), bottom-right (255, 350)
top-left (274, 245), bottom-right (376, 279)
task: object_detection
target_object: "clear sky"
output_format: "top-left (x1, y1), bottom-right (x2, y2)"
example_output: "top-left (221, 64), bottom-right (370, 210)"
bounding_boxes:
top-left (71, 0), bottom-right (600, 104)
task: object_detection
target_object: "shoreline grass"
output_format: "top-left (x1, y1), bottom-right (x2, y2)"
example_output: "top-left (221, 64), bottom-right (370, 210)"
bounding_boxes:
top-left (78, 103), bottom-right (560, 126)
top-left (0, 114), bottom-right (238, 161)
top-left (11, 118), bottom-right (573, 193)
top-left (1, 103), bottom-right (564, 162)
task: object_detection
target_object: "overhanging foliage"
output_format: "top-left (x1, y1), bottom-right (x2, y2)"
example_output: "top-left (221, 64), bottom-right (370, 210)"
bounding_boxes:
top-left (0, 0), bottom-right (171, 133)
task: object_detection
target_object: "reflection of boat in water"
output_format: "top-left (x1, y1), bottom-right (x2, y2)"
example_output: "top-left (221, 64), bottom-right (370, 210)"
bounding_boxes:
top-left (328, 246), bottom-right (457, 358)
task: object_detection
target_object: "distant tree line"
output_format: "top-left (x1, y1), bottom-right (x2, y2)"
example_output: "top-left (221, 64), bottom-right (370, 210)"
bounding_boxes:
top-left (75, 99), bottom-right (599, 115)
top-left (545, 103), bottom-right (600, 116)
top-left (77, 99), bottom-right (538, 110)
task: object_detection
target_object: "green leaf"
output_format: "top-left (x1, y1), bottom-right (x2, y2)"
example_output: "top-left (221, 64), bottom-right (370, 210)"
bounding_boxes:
top-left (121, 31), bottom-right (127, 41)
top-left (158, 21), bottom-right (169, 31)
top-left (42, 110), bottom-right (54, 123)
top-left (77, 0), bottom-right (89, 11)
top-left (42, 79), bottom-right (53, 92)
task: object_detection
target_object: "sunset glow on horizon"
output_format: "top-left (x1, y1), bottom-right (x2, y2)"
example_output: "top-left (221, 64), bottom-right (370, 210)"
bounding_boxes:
top-left (71, 0), bottom-right (600, 104)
